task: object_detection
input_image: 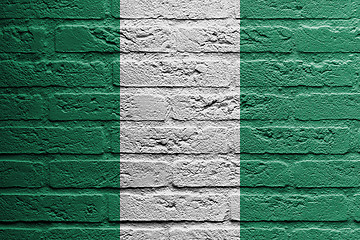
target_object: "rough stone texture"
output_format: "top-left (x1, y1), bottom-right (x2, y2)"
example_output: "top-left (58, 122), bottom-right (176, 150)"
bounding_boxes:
top-left (120, 194), bottom-right (227, 221)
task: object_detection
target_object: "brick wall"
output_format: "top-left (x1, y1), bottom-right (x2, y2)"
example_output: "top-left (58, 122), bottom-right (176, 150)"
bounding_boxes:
top-left (119, 0), bottom-right (240, 239)
top-left (0, 0), bottom-right (120, 239)
top-left (240, 0), bottom-right (360, 239)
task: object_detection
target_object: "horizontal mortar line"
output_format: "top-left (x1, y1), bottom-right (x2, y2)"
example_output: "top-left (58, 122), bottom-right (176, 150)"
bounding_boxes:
top-left (120, 51), bottom-right (240, 54)
top-left (119, 222), bottom-right (240, 228)
top-left (240, 220), bottom-right (351, 223)
top-left (119, 17), bottom-right (238, 21)
top-left (118, 220), bottom-right (237, 224)
top-left (240, 17), bottom-right (353, 20)
top-left (239, 186), bottom-right (360, 189)
top-left (0, 221), bottom-right (117, 225)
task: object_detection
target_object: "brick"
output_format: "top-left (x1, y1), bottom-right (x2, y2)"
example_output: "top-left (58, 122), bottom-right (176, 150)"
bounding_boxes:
top-left (117, 0), bottom-right (236, 19)
top-left (291, 229), bottom-right (351, 240)
top-left (240, 228), bottom-right (287, 240)
top-left (119, 60), bottom-right (234, 87)
top-left (0, 61), bottom-right (106, 88)
top-left (240, 195), bottom-right (348, 221)
top-left (240, 127), bottom-right (351, 154)
top-left (0, 0), bottom-right (105, 19)
top-left (291, 161), bottom-right (360, 187)
top-left (120, 229), bottom-right (167, 240)
top-left (169, 228), bottom-right (240, 240)
top-left (50, 94), bottom-right (119, 121)
top-left (230, 194), bottom-right (240, 221)
top-left (240, 60), bottom-right (355, 87)
top-left (296, 26), bottom-right (360, 52)
top-left (0, 161), bottom-right (45, 188)
top-left (120, 95), bottom-right (168, 121)
top-left (0, 229), bottom-right (43, 240)
top-left (112, 61), bottom-right (120, 86)
top-left (108, 194), bottom-right (120, 222)
top-left (229, 127), bottom-right (240, 153)
top-left (240, 27), bottom-right (294, 52)
top-left (294, 94), bottom-right (360, 120)
top-left (240, 161), bottom-right (288, 187)
top-left (240, 0), bottom-right (352, 19)
top-left (171, 94), bottom-right (239, 121)
top-left (120, 127), bottom-right (229, 154)
top-left (0, 27), bottom-right (48, 53)
top-left (0, 95), bottom-right (44, 120)
top-left (0, 194), bottom-right (106, 222)
top-left (120, 161), bottom-right (170, 188)
top-left (110, 127), bottom-right (120, 153)
top-left (240, 94), bottom-right (291, 120)
top-left (173, 160), bottom-right (239, 187)
top-left (0, 127), bottom-right (104, 154)
top-left (50, 161), bottom-right (119, 188)
top-left (120, 26), bottom-right (239, 53)
top-left (48, 228), bottom-right (119, 240)
top-left (120, 194), bottom-right (227, 221)
top-left (56, 26), bottom-right (119, 53)
top-left (350, 195), bottom-right (360, 221)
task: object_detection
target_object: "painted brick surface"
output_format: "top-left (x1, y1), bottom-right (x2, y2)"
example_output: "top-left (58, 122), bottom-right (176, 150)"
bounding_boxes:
top-left (240, 1), bottom-right (360, 238)
top-left (0, 1), bottom-right (120, 239)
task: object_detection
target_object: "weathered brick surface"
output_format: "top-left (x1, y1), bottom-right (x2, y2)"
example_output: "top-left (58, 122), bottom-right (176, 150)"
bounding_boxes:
top-left (120, 161), bottom-right (171, 188)
top-left (0, 27), bottom-right (49, 53)
top-left (171, 94), bottom-right (240, 120)
top-left (240, 228), bottom-right (287, 240)
top-left (120, 127), bottom-right (229, 154)
top-left (0, 95), bottom-right (44, 120)
top-left (50, 94), bottom-right (119, 121)
top-left (120, 229), bottom-right (168, 240)
top-left (0, 161), bottom-right (45, 188)
top-left (0, 0), bottom-right (105, 19)
top-left (119, 60), bottom-right (235, 87)
top-left (50, 161), bottom-right (120, 188)
top-left (240, 27), bottom-right (294, 52)
top-left (240, 195), bottom-right (348, 221)
top-left (0, 195), bottom-right (106, 222)
top-left (240, 60), bottom-right (354, 87)
top-left (0, 61), bottom-right (107, 87)
top-left (240, 0), bottom-right (352, 19)
top-left (169, 228), bottom-right (240, 240)
top-left (0, 127), bottom-right (105, 154)
top-left (118, 0), bottom-right (237, 19)
top-left (120, 194), bottom-right (227, 221)
top-left (240, 161), bottom-right (288, 187)
top-left (173, 160), bottom-right (239, 187)
top-left (240, 127), bottom-right (351, 154)
top-left (120, 26), bottom-right (240, 53)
